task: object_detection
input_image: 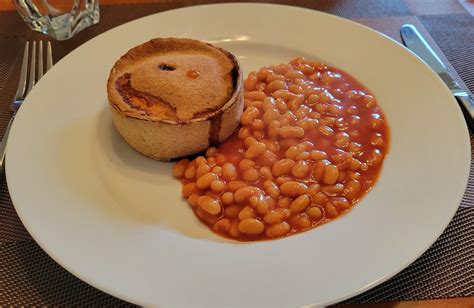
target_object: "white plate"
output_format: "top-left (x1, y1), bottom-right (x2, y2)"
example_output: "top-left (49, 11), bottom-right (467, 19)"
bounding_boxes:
top-left (7, 3), bottom-right (470, 307)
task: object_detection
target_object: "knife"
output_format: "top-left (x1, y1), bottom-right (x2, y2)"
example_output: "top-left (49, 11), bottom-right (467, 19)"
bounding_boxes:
top-left (400, 24), bottom-right (474, 120)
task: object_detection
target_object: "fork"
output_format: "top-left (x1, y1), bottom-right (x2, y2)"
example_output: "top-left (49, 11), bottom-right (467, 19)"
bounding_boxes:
top-left (0, 41), bottom-right (53, 175)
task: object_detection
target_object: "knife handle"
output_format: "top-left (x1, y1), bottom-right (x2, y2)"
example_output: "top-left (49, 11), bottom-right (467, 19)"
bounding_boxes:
top-left (454, 92), bottom-right (474, 121)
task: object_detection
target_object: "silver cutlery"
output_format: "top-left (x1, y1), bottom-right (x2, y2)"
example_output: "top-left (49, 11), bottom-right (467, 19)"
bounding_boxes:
top-left (0, 41), bottom-right (53, 175)
top-left (400, 24), bottom-right (474, 122)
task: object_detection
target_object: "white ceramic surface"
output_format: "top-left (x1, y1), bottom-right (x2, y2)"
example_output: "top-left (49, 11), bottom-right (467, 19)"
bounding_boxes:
top-left (6, 4), bottom-right (470, 307)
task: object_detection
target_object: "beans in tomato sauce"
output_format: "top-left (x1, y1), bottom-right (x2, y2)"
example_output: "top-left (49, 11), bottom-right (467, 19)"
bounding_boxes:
top-left (173, 57), bottom-right (389, 241)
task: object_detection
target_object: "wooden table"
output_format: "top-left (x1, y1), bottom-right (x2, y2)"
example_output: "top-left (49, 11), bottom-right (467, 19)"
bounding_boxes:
top-left (0, 0), bottom-right (472, 307)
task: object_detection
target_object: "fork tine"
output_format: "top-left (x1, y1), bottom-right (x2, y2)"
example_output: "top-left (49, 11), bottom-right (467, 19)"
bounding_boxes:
top-left (38, 41), bottom-right (44, 79)
top-left (46, 41), bottom-right (53, 72)
top-left (25, 41), bottom-right (36, 96)
top-left (14, 42), bottom-right (29, 99)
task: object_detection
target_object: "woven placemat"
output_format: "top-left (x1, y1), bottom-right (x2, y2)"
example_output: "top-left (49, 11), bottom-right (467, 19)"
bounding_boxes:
top-left (0, 1), bottom-right (473, 306)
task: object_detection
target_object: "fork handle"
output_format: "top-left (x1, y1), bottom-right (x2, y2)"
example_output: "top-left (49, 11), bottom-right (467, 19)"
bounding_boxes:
top-left (0, 117), bottom-right (14, 176)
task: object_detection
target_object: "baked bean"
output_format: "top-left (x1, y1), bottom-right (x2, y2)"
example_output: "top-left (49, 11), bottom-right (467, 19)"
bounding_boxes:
top-left (312, 192), bottom-right (328, 205)
top-left (370, 113), bottom-right (384, 129)
top-left (280, 181), bottom-right (308, 197)
top-left (279, 138), bottom-right (300, 150)
top-left (272, 89), bottom-right (296, 101)
top-left (275, 98), bottom-right (288, 112)
top-left (172, 159), bottom-right (189, 178)
top-left (292, 160), bottom-right (310, 178)
top-left (211, 166), bottom-right (222, 175)
top-left (195, 156), bottom-right (207, 166)
top-left (222, 163), bottom-right (238, 181)
top-left (221, 191), bottom-right (234, 205)
top-left (295, 214), bottom-right (312, 229)
top-left (229, 219), bottom-right (240, 238)
top-left (335, 132), bottom-right (350, 148)
top-left (196, 164), bottom-right (211, 178)
top-left (297, 118), bottom-right (319, 130)
top-left (322, 183), bottom-right (344, 196)
top-left (238, 159), bottom-right (255, 172)
top-left (214, 154), bottom-right (227, 165)
top-left (210, 180), bottom-right (226, 193)
top-left (288, 84), bottom-right (305, 95)
top-left (267, 120), bottom-right (281, 139)
top-left (332, 197), bottom-right (350, 210)
top-left (238, 218), bottom-right (265, 235)
top-left (244, 136), bottom-right (257, 148)
top-left (364, 95), bottom-right (376, 108)
top-left (348, 171), bottom-right (361, 180)
top-left (272, 159), bottom-right (295, 176)
top-left (279, 126), bottom-right (305, 139)
top-left (263, 109), bottom-right (280, 125)
top-left (264, 210), bottom-right (285, 224)
top-left (325, 202), bottom-right (339, 218)
top-left (242, 168), bottom-right (260, 182)
top-left (187, 194), bottom-right (199, 207)
top-left (227, 180), bottom-right (247, 192)
top-left (234, 186), bottom-right (262, 203)
top-left (238, 206), bottom-right (256, 220)
top-left (182, 182), bottom-right (200, 198)
top-left (306, 206), bottom-right (323, 220)
top-left (245, 142), bottom-right (266, 159)
top-left (256, 199), bottom-right (269, 215)
top-left (214, 218), bottom-right (231, 233)
top-left (310, 150), bottom-right (328, 160)
top-left (259, 166), bottom-right (274, 180)
top-left (184, 164), bottom-right (196, 180)
top-left (288, 95), bottom-right (305, 110)
top-left (290, 194), bottom-right (311, 213)
top-left (253, 130), bottom-right (265, 139)
top-left (371, 133), bottom-right (384, 147)
top-left (344, 180), bottom-right (362, 200)
top-left (318, 92), bottom-right (333, 104)
top-left (323, 165), bottom-right (339, 185)
top-left (295, 105), bottom-right (311, 119)
top-left (241, 106), bottom-right (260, 125)
top-left (207, 157), bottom-right (216, 167)
top-left (367, 149), bottom-right (383, 166)
top-left (319, 125), bottom-right (334, 136)
top-left (280, 111), bottom-right (297, 125)
top-left (307, 183), bottom-right (321, 199)
top-left (277, 197), bottom-right (292, 208)
top-left (257, 68), bottom-right (271, 81)
top-left (349, 142), bottom-right (363, 156)
top-left (313, 159), bottom-right (331, 181)
top-left (266, 222), bottom-right (290, 238)
top-left (244, 74), bottom-right (259, 91)
top-left (274, 64), bottom-right (292, 75)
top-left (296, 64), bottom-right (316, 75)
top-left (251, 119), bottom-right (265, 131)
top-left (276, 176), bottom-right (293, 186)
top-left (247, 100), bottom-right (263, 109)
top-left (197, 196), bottom-right (221, 215)
top-left (264, 181), bottom-right (281, 199)
top-left (267, 79), bottom-right (287, 93)
top-left (238, 126), bottom-right (251, 140)
top-left (295, 151), bottom-right (310, 161)
top-left (224, 205), bottom-right (241, 218)
top-left (262, 96), bottom-right (276, 111)
top-left (196, 172), bottom-right (218, 189)
top-left (286, 70), bottom-right (305, 80)
top-left (245, 91), bottom-right (266, 101)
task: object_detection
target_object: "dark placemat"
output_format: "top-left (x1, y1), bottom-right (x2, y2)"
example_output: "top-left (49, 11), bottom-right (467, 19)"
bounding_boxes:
top-left (0, 1), bottom-right (473, 306)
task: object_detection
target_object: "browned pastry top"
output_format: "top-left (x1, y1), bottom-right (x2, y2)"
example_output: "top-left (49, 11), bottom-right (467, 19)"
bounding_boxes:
top-left (107, 38), bottom-right (237, 122)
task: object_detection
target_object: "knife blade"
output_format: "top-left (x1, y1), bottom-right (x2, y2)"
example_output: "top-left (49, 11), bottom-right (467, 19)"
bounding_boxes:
top-left (400, 24), bottom-right (474, 120)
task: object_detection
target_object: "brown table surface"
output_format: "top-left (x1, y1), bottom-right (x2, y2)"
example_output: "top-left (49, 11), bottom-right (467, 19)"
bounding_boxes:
top-left (0, 0), bottom-right (473, 307)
